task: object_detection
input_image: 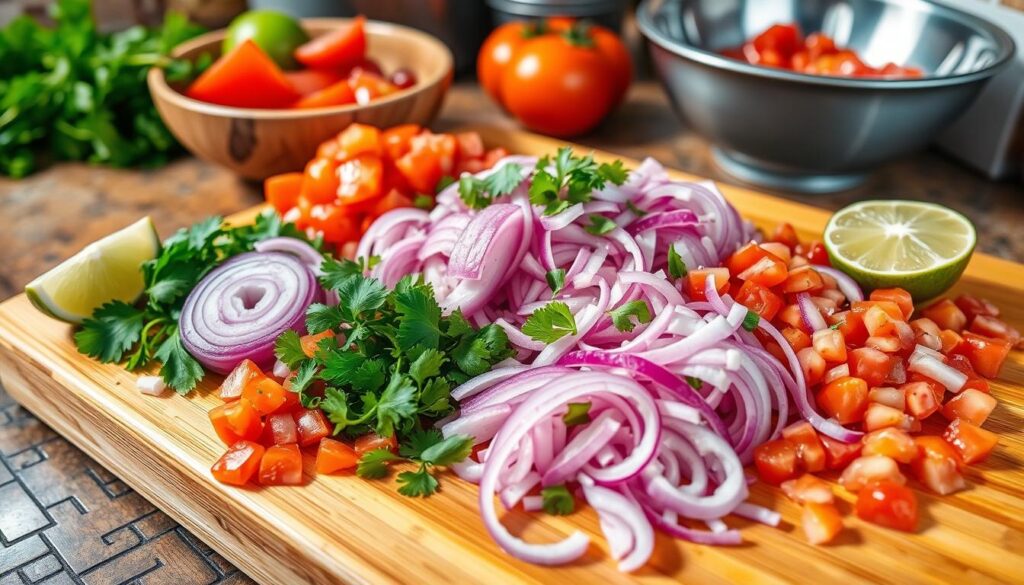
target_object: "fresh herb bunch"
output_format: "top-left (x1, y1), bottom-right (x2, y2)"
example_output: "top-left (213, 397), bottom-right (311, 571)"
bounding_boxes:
top-left (0, 0), bottom-right (208, 177)
top-left (75, 211), bottom-right (316, 393)
top-left (457, 147), bottom-right (628, 215)
top-left (274, 257), bottom-right (515, 496)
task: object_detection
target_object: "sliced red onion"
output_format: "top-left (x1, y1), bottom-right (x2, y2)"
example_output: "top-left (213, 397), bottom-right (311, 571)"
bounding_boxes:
top-left (136, 375), bottom-right (166, 396)
top-left (813, 265), bottom-right (865, 302)
top-left (253, 237), bottom-right (323, 273)
top-left (179, 252), bottom-right (320, 374)
top-left (581, 479), bottom-right (654, 573)
top-left (449, 204), bottom-right (521, 280)
top-left (797, 292), bottom-right (829, 332)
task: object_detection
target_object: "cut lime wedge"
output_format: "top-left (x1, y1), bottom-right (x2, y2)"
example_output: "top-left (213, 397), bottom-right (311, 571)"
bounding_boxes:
top-left (823, 200), bottom-right (976, 301)
top-left (25, 217), bottom-right (161, 323)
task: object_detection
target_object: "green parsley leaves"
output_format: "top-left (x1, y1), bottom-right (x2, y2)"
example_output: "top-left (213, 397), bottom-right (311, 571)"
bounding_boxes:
top-left (458, 162), bottom-right (524, 209)
top-left (607, 300), bottom-right (653, 333)
top-left (522, 302), bottom-right (578, 343)
top-left (74, 210), bottom-right (314, 394)
top-left (528, 148), bottom-right (628, 215)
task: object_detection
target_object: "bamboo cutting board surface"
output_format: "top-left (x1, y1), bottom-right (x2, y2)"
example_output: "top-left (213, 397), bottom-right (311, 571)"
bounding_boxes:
top-left (1, 128), bottom-right (1023, 585)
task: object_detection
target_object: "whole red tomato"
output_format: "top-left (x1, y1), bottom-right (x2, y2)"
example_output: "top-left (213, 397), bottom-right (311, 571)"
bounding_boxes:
top-left (478, 20), bottom-right (631, 137)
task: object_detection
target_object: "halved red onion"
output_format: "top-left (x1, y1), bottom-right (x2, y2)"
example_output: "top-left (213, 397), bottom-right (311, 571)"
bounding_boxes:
top-left (179, 251), bottom-right (320, 374)
top-left (253, 237), bottom-right (323, 273)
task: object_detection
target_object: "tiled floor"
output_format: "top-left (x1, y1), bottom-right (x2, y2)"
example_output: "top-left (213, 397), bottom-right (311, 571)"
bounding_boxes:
top-left (0, 384), bottom-right (255, 585)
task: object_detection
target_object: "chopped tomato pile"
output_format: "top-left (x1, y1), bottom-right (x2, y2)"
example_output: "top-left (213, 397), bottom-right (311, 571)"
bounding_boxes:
top-left (264, 123), bottom-right (507, 253)
top-left (186, 17), bottom-right (416, 110)
top-left (721, 23), bottom-right (923, 78)
top-left (729, 224), bottom-right (1014, 544)
top-left (208, 353), bottom-right (396, 486)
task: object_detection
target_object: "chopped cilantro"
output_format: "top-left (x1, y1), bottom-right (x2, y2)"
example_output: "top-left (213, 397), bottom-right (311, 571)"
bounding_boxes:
top-left (742, 310), bottom-right (761, 332)
top-left (546, 269), bottom-right (566, 295)
top-left (686, 376), bottom-right (703, 390)
top-left (458, 162), bottom-right (524, 209)
top-left (607, 300), bottom-right (652, 333)
top-left (563, 402), bottom-right (591, 426)
top-left (528, 147), bottom-right (628, 215)
top-left (667, 244), bottom-right (687, 281)
top-left (522, 302), bottom-right (578, 343)
top-left (626, 201), bottom-right (647, 217)
top-left (584, 214), bottom-right (617, 236)
top-left (541, 484), bottom-right (575, 515)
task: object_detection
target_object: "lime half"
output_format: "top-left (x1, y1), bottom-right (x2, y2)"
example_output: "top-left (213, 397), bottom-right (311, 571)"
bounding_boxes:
top-left (26, 217), bottom-right (161, 323)
top-left (823, 200), bottom-right (976, 301)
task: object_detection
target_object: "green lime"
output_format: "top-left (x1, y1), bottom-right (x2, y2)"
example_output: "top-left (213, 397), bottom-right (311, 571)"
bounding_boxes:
top-left (823, 200), bottom-right (976, 301)
top-left (26, 217), bottom-right (161, 324)
top-left (223, 10), bottom-right (309, 70)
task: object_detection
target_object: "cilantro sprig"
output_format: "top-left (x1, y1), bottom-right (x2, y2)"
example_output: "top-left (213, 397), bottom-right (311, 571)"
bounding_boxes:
top-left (529, 148), bottom-right (628, 215)
top-left (458, 162), bottom-right (525, 209)
top-left (74, 211), bottom-right (316, 394)
top-left (278, 262), bottom-right (514, 496)
top-left (522, 302), bottom-right (578, 343)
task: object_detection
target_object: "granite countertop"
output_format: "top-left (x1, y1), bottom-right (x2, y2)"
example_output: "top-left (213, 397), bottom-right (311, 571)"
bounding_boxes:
top-left (0, 81), bottom-right (1021, 584)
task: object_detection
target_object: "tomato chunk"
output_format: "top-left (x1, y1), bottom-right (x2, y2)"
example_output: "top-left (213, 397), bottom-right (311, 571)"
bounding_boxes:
top-left (186, 40), bottom-right (299, 109)
top-left (816, 376), bottom-right (869, 425)
top-left (780, 266), bottom-right (824, 294)
top-left (953, 294), bottom-right (999, 321)
top-left (294, 409), bottom-right (331, 447)
top-left (781, 473), bottom-right (834, 504)
top-left (294, 79), bottom-right (357, 109)
top-left (317, 438), bottom-right (361, 473)
top-left (781, 421), bottom-right (826, 473)
top-left (955, 332), bottom-right (1011, 378)
top-left (259, 444), bottom-right (304, 486)
top-left (921, 299), bottom-right (967, 332)
top-left (262, 412), bottom-right (298, 446)
top-left (942, 418), bottom-right (997, 464)
top-left (218, 359), bottom-right (266, 401)
top-left (869, 288), bottom-right (913, 320)
top-left (264, 173), bottom-right (304, 215)
top-left (211, 440), bottom-right (265, 486)
top-left (685, 268), bottom-right (730, 301)
top-left (802, 502), bottom-right (843, 545)
top-left (839, 455), bottom-right (905, 492)
top-left (781, 327), bottom-right (812, 352)
top-left (863, 403), bottom-right (912, 432)
top-left (812, 329), bottom-right (847, 363)
top-left (861, 428), bottom-right (916, 463)
top-left (295, 16), bottom-right (367, 70)
top-left (847, 347), bottom-right (891, 388)
top-left (354, 432), bottom-right (398, 455)
top-left (902, 381), bottom-right (940, 420)
top-left (820, 435), bottom-right (862, 470)
top-left (941, 388), bottom-right (996, 426)
top-left (209, 399), bottom-right (262, 445)
top-left (855, 481), bottom-right (918, 532)
top-left (242, 377), bottom-right (289, 416)
top-left (912, 436), bottom-right (965, 495)
top-left (798, 347), bottom-right (826, 386)
top-left (734, 280), bottom-right (784, 321)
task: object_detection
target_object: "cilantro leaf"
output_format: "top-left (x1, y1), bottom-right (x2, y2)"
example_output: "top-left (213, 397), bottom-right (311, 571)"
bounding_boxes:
top-left (350, 359), bottom-right (387, 394)
top-left (445, 309), bottom-right (474, 338)
top-left (452, 324), bottom-right (512, 377)
top-left (338, 275), bottom-right (388, 320)
top-left (584, 214), bottom-right (616, 236)
top-left (686, 376), bottom-right (703, 390)
top-left (394, 286), bottom-right (442, 351)
top-left (375, 374), bottom-right (417, 438)
top-left (399, 428), bottom-right (445, 459)
top-left (546, 269), bottom-right (566, 295)
top-left (306, 303), bottom-right (346, 334)
top-left (273, 329), bottom-right (307, 369)
top-left (607, 300), bottom-right (652, 333)
top-left (154, 332), bottom-right (203, 394)
top-left (458, 162), bottom-right (523, 209)
top-left (321, 387), bottom-right (353, 434)
top-left (410, 349), bottom-right (446, 386)
top-left (356, 448), bottom-right (400, 479)
top-left (396, 465), bottom-right (439, 497)
top-left (318, 351), bottom-right (364, 387)
top-left (74, 301), bottom-right (144, 363)
top-left (318, 256), bottom-right (363, 291)
top-left (598, 160), bottom-right (629, 185)
top-left (527, 148), bottom-right (629, 216)
top-left (287, 359), bottom-right (319, 395)
top-left (626, 201), bottom-right (647, 217)
top-left (522, 302), bottom-right (577, 343)
top-left (419, 434), bottom-right (474, 467)
top-left (541, 484), bottom-right (575, 515)
top-left (668, 244), bottom-right (687, 281)
top-left (419, 377), bottom-right (452, 415)
top-left (742, 310), bottom-right (761, 332)
top-left (563, 402), bottom-right (592, 427)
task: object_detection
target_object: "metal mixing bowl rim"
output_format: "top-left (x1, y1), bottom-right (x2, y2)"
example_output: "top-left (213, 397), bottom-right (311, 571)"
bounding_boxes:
top-left (636, 0), bottom-right (1016, 90)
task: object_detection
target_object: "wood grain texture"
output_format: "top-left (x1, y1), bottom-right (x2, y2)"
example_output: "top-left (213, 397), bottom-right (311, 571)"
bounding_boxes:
top-left (1, 128), bottom-right (1023, 585)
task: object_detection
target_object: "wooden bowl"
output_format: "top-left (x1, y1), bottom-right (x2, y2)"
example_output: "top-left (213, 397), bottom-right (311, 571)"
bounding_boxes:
top-left (147, 18), bottom-right (453, 180)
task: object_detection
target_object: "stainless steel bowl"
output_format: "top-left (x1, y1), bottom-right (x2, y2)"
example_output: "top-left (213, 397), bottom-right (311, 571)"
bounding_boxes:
top-left (488, 0), bottom-right (630, 32)
top-left (637, 0), bottom-right (1016, 193)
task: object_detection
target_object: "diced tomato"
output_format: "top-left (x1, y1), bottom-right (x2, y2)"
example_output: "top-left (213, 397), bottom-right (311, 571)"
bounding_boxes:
top-left (186, 40), bottom-right (300, 108)
top-left (354, 432), bottom-right (398, 455)
top-left (752, 24), bottom-right (802, 59)
top-left (284, 69), bottom-right (344, 96)
top-left (306, 204), bottom-right (360, 244)
top-left (941, 388), bottom-right (996, 426)
top-left (942, 418), bottom-right (998, 464)
top-left (820, 435), bottom-right (862, 470)
top-left (294, 79), bottom-right (357, 109)
top-left (798, 347), bottom-right (827, 386)
top-left (394, 132), bottom-right (457, 193)
top-left (940, 329), bottom-right (965, 355)
top-left (370, 189), bottom-right (413, 217)
top-left (954, 332), bottom-right (1011, 378)
top-left (211, 440), bottom-right (265, 486)
top-left (209, 399), bottom-right (262, 445)
top-left (781, 327), bottom-right (812, 352)
top-left (771, 222), bottom-right (800, 249)
top-left (278, 387), bottom-right (301, 413)
top-left (302, 158), bottom-right (340, 205)
top-left (811, 329), bottom-right (847, 363)
top-left (335, 154), bottom-right (384, 205)
top-left (855, 481), bottom-right (918, 532)
top-left (910, 318), bottom-right (942, 352)
top-left (333, 124), bottom-right (383, 161)
top-left (848, 347), bottom-right (891, 388)
top-left (969, 315), bottom-right (1022, 348)
top-left (727, 243), bottom-right (789, 288)
top-left (264, 173), bottom-right (304, 214)
top-left (300, 330), bottom-right (335, 358)
top-left (902, 381), bottom-right (940, 420)
top-left (779, 304), bottom-right (808, 332)
top-left (685, 268), bottom-right (731, 301)
top-left (381, 124), bottom-right (421, 160)
top-left (839, 455), bottom-right (905, 492)
top-left (921, 299), bottom-right (967, 332)
top-left (218, 359), bottom-right (265, 401)
top-left (862, 428), bottom-right (916, 463)
top-left (912, 436), bottom-right (965, 495)
top-left (805, 241), bottom-right (830, 265)
top-left (726, 242), bottom-right (767, 274)
top-left (781, 421), bottom-right (826, 473)
top-left (780, 266), bottom-right (824, 294)
top-left (316, 438), bottom-right (361, 473)
top-left (734, 280), bottom-right (784, 321)
top-left (242, 377), bottom-right (288, 416)
top-left (295, 16), bottom-right (367, 70)
top-left (862, 305), bottom-right (896, 337)
top-left (294, 409), bottom-right (331, 447)
top-left (947, 354), bottom-right (989, 394)
top-left (865, 336), bottom-right (901, 353)
top-left (349, 70), bottom-right (399, 105)
top-left (781, 473), bottom-right (834, 504)
top-left (817, 376), bottom-right (869, 424)
top-left (262, 412), bottom-right (298, 446)
top-left (864, 403), bottom-right (912, 432)
top-left (258, 443), bottom-right (303, 486)
top-left (822, 363), bottom-right (850, 385)
top-left (868, 386), bottom-right (905, 411)
top-left (953, 294), bottom-right (999, 321)
top-left (802, 501), bottom-right (843, 545)
top-left (759, 242), bottom-right (792, 264)
top-left (870, 288), bottom-right (914, 320)
top-left (753, 438), bottom-right (800, 485)
top-left (832, 309), bottom-right (868, 345)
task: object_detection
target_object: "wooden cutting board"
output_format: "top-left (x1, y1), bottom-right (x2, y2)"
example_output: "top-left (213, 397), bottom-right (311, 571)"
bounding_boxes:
top-left (1, 128), bottom-right (1022, 585)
